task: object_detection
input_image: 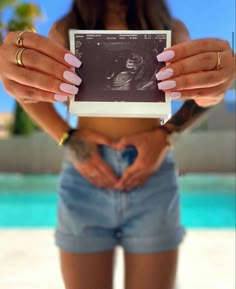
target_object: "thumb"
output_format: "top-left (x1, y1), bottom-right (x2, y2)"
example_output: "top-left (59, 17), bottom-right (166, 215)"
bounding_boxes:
top-left (113, 136), bottom-right (135, 150)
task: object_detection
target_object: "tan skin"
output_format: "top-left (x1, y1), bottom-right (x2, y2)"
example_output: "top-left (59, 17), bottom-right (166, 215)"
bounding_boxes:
top-left (0, 0), bottom-right (235, 288)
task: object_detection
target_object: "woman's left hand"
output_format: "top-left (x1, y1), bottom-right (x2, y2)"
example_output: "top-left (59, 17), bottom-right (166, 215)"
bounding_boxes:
top-left (156, 38), bottom-right (236, 107)
top-left (112, 129), bottom-right (169, 192)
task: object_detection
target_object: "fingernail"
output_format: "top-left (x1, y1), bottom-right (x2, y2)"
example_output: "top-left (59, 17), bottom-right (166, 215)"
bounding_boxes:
top-left (158, 80), bottom-right (176, 90)
top-left (156, 68), bottom-right (174, 81)
top-left (63, 71), bottom-right (82, 86)
top-left (60, 83), bottom-right (79, 95)
top-left (64, 53), bottom-right (82, 68)
top-left (157, 50), bottom-right (175, 62)
top-left (170, 92), bottom-right (182, 99)
top-left (54, 94), bottom-right (68, 102)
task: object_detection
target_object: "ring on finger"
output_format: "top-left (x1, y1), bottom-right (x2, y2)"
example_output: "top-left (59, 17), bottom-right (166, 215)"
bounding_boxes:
top-left (16, 29), bottom-right (36, 48)
top-left (214, 52), bottom-right (222, 71)
top-left (15, 48), bottom-right (27, 68)
top-left (88, 172), bottom-right (97, 179)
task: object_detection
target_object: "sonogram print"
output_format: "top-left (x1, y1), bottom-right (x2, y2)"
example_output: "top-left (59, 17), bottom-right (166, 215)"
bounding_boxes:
top-left (105, 49), bottom-right (160, 91)
top-left (74, 33), bottom-right (167, 102)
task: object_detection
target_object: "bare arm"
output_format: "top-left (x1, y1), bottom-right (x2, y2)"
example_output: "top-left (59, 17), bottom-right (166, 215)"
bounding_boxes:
top-left (7, 23), bottom-right (119, 188)
top-left (15, 24), bottom-right (71, 142)
top-left (18, 101), bottom-right (70, 142)
top-left (164, 100), bottom-right (210, 135)
top-left (164, 20), bottom-right (226, 136)
top-left (11, 35), bottom-right (66, 142)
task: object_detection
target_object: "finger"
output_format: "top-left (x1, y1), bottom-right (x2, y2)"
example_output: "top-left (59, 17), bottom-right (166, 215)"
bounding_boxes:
top-left (22, 99), bottom-right (39, 104)
top-left (114, 137), bottom-right (136, 150)
top-left (122, 170), bottom-right (150, 191)
top-left (157, 38), bottom-right (230, 63)
top-left (124, 171), bottom-right (149, 188)
top-left (125, 176), bottom-right (149, 192)
top-left (75, 163), bottom-right (107, 188)
top-left (6, 31), bottom-right (81, 68)
top-left (115, 163), bottom-right (141, 191)
top-left (95, 166), bottom-right (116, 188)
top-left (81, 160), bottom-right (114, 189)
top-left (158, 70), bottom-right (225, 93)
top-left (5, 63), bottom-right (78, 99)
top-left (1, 78), bottom-right (66, 103)
top-left (168, 83), bottom-right (227, 101)
top-left (9, 47), bottom-right (82, 87)
top-left (156, 51), bottom-right (223, 81)
top-left (94, 155), bottom-right (118, 186)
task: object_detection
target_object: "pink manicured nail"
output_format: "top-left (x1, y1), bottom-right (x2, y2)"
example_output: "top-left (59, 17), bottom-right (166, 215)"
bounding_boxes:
top-left (64, 53), bottom-right (81, 68)
top-left (158, 80), bottom-right (176, 90)
top-left (60, 83), bottom-right (79, 95)
top-left (63, 71), bottom-right (82, 86)
top-left (170, 92), bottom-right (182, 99)
top-left (54, 94), bottom-right (68, 102)
top-left (156, 68), bottom-right (174, 81)
top-left (157, 50), bottom-right (175, 62)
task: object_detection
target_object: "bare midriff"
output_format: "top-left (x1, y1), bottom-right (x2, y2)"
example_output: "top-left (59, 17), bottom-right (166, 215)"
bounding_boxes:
top-left (79, 117), bottom-right (161, 140)
top-left (78, 8), bottom-right (161, 140)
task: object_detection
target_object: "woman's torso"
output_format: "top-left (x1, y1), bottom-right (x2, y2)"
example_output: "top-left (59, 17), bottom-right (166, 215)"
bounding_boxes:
top-left (79, 117), bottom-right (161, 140)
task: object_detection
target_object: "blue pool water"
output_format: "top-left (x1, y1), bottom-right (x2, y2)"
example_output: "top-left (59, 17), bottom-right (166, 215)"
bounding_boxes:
top-left (0, 174), bottom-right (235, 228)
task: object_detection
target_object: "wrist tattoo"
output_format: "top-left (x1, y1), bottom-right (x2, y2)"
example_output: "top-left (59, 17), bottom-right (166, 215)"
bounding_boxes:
top-left (66, 134), bottom-right (94, 164)
top-left (166, 100), bottom-right (210, 133)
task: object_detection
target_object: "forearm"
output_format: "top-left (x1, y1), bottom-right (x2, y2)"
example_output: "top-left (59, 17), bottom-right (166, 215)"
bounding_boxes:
top-left (19, 102), bottom-right (70, 143)
top-left (164, 100), bottom-right (211, 134)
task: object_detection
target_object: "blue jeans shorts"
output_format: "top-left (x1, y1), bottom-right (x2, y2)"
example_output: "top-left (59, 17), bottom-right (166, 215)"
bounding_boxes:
top-left (55, 145), bottom-right (185, 254)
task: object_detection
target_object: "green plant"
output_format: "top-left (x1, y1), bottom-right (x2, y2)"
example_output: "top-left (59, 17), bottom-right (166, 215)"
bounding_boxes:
top-left (0, 0), bottom-right (43, 135)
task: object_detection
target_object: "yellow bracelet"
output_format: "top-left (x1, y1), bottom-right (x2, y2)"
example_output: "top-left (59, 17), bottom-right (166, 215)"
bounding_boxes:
top-left (58, 131), bottom-right (70, 146)
top-left (58, 129), bottom-right (77, 146)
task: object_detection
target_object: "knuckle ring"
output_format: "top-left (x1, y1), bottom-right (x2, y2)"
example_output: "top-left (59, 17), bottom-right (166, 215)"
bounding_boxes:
top-left (15, 48), bottom-right (27, 68)
top-left (214, 52), bottom-right (222, 71)
top-left (16, 29), bottom-right (36, 48)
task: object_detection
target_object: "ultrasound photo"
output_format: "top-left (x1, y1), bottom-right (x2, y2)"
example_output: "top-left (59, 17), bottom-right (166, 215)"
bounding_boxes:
top-left (72, 32), bottom-right (167, 103)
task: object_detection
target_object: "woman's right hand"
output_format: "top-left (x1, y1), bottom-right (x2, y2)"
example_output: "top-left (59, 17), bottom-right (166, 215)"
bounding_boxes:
top-left (66, 129), bottom-right (118, 189)
top-left (0, 31), bottom-right (82, 103)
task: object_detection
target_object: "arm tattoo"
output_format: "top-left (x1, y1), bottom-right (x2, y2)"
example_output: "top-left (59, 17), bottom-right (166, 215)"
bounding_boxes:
top-left (66, 135), bottom-right (94, 164)
top-left (165, 100), bottom-right (210, 133)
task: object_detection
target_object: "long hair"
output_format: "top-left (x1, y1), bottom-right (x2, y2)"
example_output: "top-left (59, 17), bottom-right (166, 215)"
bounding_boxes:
top-left (56, 0), bottom-right (173, 48)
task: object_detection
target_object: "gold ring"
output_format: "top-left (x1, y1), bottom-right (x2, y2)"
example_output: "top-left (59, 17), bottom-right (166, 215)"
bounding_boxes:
top-left (15, 48), bottom-right (27, 67)
top-left (16, 29), bottom-right (36, 47)
top-left (88, 172), bottom-right (97, 179)
top-left (214, 52), bottom-right (222, 71)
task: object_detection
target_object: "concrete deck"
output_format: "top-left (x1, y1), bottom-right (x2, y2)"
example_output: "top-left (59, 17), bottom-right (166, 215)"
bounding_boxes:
top-left (0, 230), bottom-right (235, 289)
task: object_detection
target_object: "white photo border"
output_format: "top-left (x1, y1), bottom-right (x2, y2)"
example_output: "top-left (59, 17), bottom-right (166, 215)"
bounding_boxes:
top-left (69, 30), bottom-right (172, 122)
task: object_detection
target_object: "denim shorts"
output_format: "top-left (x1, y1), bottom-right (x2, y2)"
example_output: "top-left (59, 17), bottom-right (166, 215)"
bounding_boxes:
top-left (55, 145), bottom-right (185, 254)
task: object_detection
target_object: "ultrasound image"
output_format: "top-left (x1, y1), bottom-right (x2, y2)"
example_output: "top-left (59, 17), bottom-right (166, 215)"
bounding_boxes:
top-left (74, 33), bottom-right (167, 102)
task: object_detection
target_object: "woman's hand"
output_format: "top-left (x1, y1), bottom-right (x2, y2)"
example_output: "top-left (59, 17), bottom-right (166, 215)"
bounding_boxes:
top-left (66, 130), bottom-right (118, 189)
top-left (112, 129), bottom-right (170, 191)
top-left (156, 38), bottom-right (236, 107)
top-left (0, 31), bottom-right (82, 103)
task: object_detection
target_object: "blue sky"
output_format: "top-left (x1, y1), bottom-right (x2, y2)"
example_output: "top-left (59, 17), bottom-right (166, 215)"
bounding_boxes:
top-left (0, 0), bottom-right (235, 115)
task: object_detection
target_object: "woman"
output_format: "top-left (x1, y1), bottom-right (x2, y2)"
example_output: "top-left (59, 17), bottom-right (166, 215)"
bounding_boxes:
top-left (0, 1), bottom-right (235, 288)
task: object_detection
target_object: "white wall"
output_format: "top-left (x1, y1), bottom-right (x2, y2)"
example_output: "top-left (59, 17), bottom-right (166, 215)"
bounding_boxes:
top-left (0, 132), bottom-right (235, 174)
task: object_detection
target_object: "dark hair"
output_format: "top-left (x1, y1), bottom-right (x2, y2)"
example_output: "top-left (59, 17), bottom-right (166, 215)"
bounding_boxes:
top-left (56, 0), bottom-right (173, 47)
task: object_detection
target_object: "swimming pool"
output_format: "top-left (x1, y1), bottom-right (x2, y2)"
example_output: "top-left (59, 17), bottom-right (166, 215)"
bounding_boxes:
top-left (0, 174), bottom-right (235, 228)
